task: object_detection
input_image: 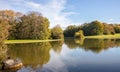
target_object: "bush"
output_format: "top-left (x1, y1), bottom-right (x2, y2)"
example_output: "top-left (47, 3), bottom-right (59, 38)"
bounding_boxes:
top-left (51, 25), bottom-right (64, 39)
top-left (74, 30), bottom-right (84, 39)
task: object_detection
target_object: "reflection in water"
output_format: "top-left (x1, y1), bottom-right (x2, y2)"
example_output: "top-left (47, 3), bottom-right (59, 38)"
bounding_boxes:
top-left (65, 39), bottom-right (120, 53)
top-left (0, 43), bottom-right (7, 69)
top-left (74, 38), bottom-right (84, 45)
top-left (0, 43), bottom-right (7, 61)
top-left (64, 39), bottom-right (78, 49)
top-left (50, 40), bottom-right (64, 54)
top-left (7, 42), bottom-right (51, 68)
top-left (64, 39), bottom-right (120, 72)
top-left (0, 39), bottom-right (120, 72)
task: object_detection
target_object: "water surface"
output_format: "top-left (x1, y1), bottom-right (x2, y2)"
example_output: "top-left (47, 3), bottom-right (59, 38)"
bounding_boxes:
top-left (2, 39), bottom-right (120, 72)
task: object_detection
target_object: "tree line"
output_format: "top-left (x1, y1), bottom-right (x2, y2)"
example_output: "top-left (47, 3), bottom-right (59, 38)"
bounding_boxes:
top-left (0, 10), bottom-right (63, 42)
top-left (64, 20), bottom-right (120, 37)
top-left (1, 10), bottom-right (120, 41)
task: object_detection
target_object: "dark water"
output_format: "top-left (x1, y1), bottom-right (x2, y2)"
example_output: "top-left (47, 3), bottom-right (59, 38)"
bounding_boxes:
top-left (1, 39), bottom-right (120, 72)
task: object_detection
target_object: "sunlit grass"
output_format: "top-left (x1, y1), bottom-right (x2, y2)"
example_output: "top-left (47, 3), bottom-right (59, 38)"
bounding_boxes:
top-left (85, 34), bottom-right (120, 39)
top-left (5, 39), bottom-right (62, 44)
top-left (4, 34), bottom-right (120, 44)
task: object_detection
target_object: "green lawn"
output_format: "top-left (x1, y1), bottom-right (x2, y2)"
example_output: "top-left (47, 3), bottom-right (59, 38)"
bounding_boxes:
top-left (5, 39), bottom-right (62, 44)
top-left (85, 34), bottom-right (120, 39)
top-left (4, 34), bottom-right (120, 44)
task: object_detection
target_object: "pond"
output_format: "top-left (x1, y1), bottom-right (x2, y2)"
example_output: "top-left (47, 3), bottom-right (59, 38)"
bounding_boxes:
top-left (1, 39), bottom-right (120, 72)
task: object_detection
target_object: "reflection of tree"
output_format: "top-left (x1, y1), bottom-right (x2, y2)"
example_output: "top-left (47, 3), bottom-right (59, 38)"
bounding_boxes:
top-left (80, 39), bottom-right (104, 53)
top-left (0, 43), bottom-right (7, 61)
top-left (0, 43), bottom-right (7, 69)
top-left (115, 39), bottom-right (120, 47)
top-left (64, 39), bottom-right (78, 49)
top-left (64, 38), bottom-right (120, 53)
top-left (103, 39), bottom-right (116, 49)
top-left (50, 40), bottom-right (63, 54)
top-left (7, 42), bottom-right (51, 67)
top-left (74, 38), bottom-right (84, 45)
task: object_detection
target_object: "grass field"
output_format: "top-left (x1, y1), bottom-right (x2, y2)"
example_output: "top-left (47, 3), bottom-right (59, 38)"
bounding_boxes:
top-left (4, 34), bottom-right (120, 44)
top-left (85, 34), bottom-right (120, 39)
top-left (5, 39), bottom-right (62, 44)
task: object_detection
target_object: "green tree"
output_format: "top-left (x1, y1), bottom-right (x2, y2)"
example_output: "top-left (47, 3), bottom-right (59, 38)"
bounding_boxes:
top-left (74, 30), bottom-right (84, 39)
top-left (16, 12), bottom-right (51, 40)
top-left (8, 12), bottom-right (23, 39)
top-left (64, 25), bottom-right (78, 37)
top-left (82, 20), bottom-right (104, 36)
top-left (114, 25), bottom-right (120, 33)
top-left (51, 25), bottom-right (64, 39)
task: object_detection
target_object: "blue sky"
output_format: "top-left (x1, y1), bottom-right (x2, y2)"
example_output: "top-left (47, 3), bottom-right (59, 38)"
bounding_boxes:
top-left (0, 0), bottom-right (120, 28)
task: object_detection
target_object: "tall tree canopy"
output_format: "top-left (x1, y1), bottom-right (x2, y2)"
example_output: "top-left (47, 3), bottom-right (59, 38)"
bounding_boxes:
top-left (0, 10), bottom-right (11, 42)
top-left (82, 20), bottom-right (104, 36)
top-left (0, 10), bottom-right (51, 40)
top-left (64, 25), bottom-right (78, 37)
top-left (0, 18), bottom-right (9, 42)
top-left (0, 10), bottom-right (22, 40)
top-left (16, 12), bottom-right (51, 40)
top-left (103, 23), bottom-right (115, 35)
top-left (114, 25), bottom-right (120, 33)
top-left (51, 25), bottom-right (64, 39)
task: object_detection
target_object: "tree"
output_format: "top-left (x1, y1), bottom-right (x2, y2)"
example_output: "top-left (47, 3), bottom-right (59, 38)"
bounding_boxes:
top-left (0, 10), bottom-right (51, 40)
top-left (0, 10), bottom-right (14, 42)
top-left (51, 25), bottom-right (64, 39)
top-left (8, 12), bottom-right (23, 39)
top-left (64, 25), bottom-right (78, 37)
top-left (0, 10), bottom-right (10, 61)
top-left (81, 23), bottom-right (90, 36)
top-left (114, 25), bottom-right (120, 33)
top-left (82, 20), bottom-right (104, 36)
top-left (0, 10), bottom-right (23, 39)
top-left (74, 30), bottom-right (84, 39)
top-left (103, 23), bottom-right (115, 35)
top-left (0, 19), bottom-right (9, 43)
top-left (16, 12), bottom-right (51, 40)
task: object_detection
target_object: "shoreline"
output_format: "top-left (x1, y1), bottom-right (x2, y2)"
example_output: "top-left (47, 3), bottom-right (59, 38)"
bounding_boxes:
top-left (85, 34), bottom-right (120, 39)
top-left (65, 34), bottom-right (120, 39)
top-left (5, 39), bottom-right (62, 44)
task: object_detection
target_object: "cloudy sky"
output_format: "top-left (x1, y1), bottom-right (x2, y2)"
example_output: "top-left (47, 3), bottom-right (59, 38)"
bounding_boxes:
top-left (0, 0), bottom-right (120, 28)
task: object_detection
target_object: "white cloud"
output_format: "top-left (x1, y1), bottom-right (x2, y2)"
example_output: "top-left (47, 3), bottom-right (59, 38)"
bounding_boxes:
top-left (109, 18), bottom-right (114, 21)
top-left (26, 0), bottom-right (73, 28)
top-left (0, 0), bottom-right (79, 28)
top-left (27, 2), bottom-right (41, 9)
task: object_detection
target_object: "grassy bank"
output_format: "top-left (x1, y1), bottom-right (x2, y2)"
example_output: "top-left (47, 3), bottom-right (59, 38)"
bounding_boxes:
top-left (5, 39), bottom-right (62, 44)
top-left (85, 34), bottom-right (120, 39)
top-left (4, 34), bottom-right (120, 44)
